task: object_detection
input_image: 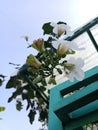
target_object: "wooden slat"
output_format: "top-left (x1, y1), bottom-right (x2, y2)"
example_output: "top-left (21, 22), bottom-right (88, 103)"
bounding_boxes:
top-left (54, 81), bottom-right (98, 123)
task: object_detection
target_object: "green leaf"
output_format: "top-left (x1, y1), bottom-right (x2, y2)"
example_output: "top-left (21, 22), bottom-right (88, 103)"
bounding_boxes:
top-left (42, 22), bottom-right (53, 35)
top-left (27, 88), bottom-right (34, 99)
top-left (56, 68), bottom-right (62, 74)
top-left (8, 88), bottom-right (23, 103)
top-left (26, 101), bottom-right (30, 110)
top-left (28, 109), bottom-right (36, 124)
top-left (31, 101), bottom-right (35, 109)
top-left (6, 76), bottom-right (21, 89)
top-left (48, 76), bottom-right (56, 85)
top-left (0, 106), bottom-right (5, 112)
top-left (39, 109), bottom-right (48, 122)
top-left (25, 98), bottom-right (33, 110)
top-left (22, 93), bottom-right (28, 100)
top-left (41, 79), bottom-right (47, 86)
top-left (40, 86), bottom-right (47, 92)
top-left (16, 101), bottom-right (23, 111)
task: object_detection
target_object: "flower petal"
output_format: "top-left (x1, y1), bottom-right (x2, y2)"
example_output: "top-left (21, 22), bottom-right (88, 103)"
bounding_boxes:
top-left (76, 58), bottom-right (84, 67)
top-left (74, 68), bottom-right (84, 81)
top-left (69, 72), bottom-right (74, 82)
top-left (68, 57), bottom-right (76, 64)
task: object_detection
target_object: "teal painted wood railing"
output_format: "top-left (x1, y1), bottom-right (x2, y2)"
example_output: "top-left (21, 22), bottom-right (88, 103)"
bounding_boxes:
top-left (48, 66), bottom-right (98, 130)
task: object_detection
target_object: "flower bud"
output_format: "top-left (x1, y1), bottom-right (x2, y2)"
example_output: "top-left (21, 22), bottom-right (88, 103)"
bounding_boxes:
top-left (57, 24), bottom-right (67, 37)
top-left (57, 43), bottom-right (68, 56)
top-left (51, 22), bottom-right (72, 37)
top-left (26, 54), bottom-right (41, 68)
top-left (32, 38), bottom-right (45, 52)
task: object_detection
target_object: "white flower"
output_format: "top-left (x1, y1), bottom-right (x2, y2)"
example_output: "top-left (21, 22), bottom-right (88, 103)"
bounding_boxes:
top-left (52, 39), bottom-right (82, 53)
top-left (50, 22), bottom-right (73, 37)
top-left (64, 57), bottom-right (84, 82)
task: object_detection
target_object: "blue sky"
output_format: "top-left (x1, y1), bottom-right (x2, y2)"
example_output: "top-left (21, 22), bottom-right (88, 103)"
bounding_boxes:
top-left (0, 0), bottom-right (98, 130)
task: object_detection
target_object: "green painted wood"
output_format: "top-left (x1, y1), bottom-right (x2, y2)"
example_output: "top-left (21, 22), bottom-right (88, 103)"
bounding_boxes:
top-left (69, 100), bottom-right (98, 118)
top-left (48, 85), bottom-right (63, 130)
top-left (54, 81), bottom-right (98, 123)
top-left (64, 110), bottom-right (98, 130)
top-left (48, 66), bottom-right (98, 130)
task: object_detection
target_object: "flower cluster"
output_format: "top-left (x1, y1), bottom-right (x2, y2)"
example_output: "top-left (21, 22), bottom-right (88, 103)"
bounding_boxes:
top-left (6, 21), bottom-right (85, 126)
top-left (25, 21), bottom-right (84, 86)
